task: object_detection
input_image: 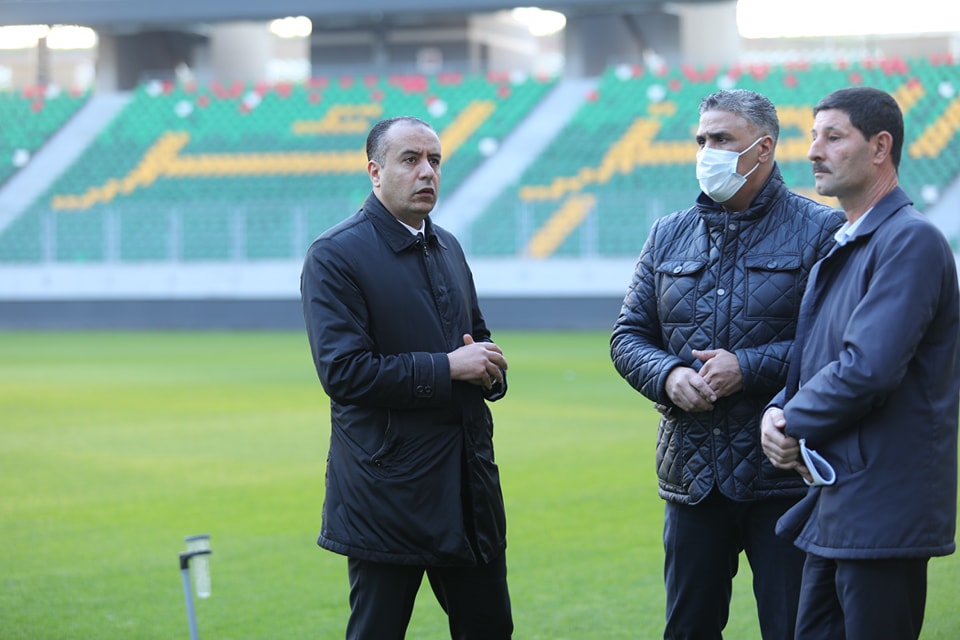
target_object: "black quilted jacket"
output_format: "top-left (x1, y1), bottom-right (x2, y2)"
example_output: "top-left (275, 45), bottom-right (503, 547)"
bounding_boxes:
top-left (611, 166), bottom-right (844, 504)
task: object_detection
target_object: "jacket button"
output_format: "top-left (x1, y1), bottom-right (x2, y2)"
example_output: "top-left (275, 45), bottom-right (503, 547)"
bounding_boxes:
top-left (423, 386), bottom-right (432, 394)
top-left (767, 261), bottom-right (777, 269)
top-left (713, 428), bottom-right (721, 435)
top-left (717, 288), bottom-right (726, 296)
top-left (416, 385), bottom-right (424, 393)
top-left (673, 266), bottom-right (682, 274)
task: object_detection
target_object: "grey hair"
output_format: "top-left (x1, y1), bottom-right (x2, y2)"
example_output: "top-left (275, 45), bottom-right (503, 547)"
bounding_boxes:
top-left (699, 89), bottom-right (780, 143)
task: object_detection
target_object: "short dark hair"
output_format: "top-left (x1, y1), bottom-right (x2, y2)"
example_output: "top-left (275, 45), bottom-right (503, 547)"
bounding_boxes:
top-left (699, 89), bottom-right (780, 143)
top-left (366, 116), bottom-right (435, 165)
top-left (813, 87), bottom-right (904, 170)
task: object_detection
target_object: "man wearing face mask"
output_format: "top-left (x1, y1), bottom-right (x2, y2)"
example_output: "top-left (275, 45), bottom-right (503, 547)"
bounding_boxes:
top-left (611, 89), bottom-right (843, 639)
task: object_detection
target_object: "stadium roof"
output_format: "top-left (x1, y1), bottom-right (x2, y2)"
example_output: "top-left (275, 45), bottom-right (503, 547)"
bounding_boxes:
top-left (0, 0), bottom-right (724, 28)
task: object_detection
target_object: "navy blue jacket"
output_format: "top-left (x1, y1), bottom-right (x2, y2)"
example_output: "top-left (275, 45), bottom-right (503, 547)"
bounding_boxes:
top-left (611, 166), bottom-right (843, 504)
top-left (301, 192), bottom-right (507, 566)
top-left (772, 187), bottom-right (959, 559)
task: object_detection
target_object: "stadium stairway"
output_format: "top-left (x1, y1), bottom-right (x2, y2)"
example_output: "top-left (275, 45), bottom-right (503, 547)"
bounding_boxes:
top-left (433, 77), bottom-right (598, 238)
top-left (0, 92), bottom-right (130, 232)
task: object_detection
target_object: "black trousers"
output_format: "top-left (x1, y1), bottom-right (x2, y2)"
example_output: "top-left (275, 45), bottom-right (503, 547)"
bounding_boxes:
top-left (663, 491), bottom-right (806, 640)
top-left (344, 553), bottom-right (513, 640)
top-left (795, 553), bottom-right (928, 640)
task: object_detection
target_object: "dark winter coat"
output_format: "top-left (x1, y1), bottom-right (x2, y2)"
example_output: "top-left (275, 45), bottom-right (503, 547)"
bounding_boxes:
top-left (611, 165), bottom-right (843, 505)
top-left (301, 192), bottom-right (507, 566)
top-left (772, 187), bottom-right (959, 559)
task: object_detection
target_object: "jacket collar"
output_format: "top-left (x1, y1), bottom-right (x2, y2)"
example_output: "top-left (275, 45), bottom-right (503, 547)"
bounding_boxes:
top-left (840, 186), bottom-right (912, 244)
top-left (362, 192), bottom-right (443, 253)
top-left (695, 162), bottom-right (788, 224)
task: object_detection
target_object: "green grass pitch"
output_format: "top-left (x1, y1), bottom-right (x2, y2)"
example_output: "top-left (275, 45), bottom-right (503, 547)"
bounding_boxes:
top-left (1, 330), bottom-right (957, 639)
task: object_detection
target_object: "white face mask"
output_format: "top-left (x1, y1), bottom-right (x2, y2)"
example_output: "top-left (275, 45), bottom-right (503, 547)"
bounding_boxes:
top-left (696, 137), bottom-right (763, 203)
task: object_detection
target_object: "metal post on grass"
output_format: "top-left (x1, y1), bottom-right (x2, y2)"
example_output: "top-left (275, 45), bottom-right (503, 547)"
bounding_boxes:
top-left (180, 534), bottom-right (212, 640)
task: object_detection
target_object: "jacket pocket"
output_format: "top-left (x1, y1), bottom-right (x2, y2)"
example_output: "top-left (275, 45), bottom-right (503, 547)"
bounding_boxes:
top-left (334, 403), bottom-right (392, 460)
top-left (832, 420), bottom-right (867, 474)
top-left (656, 259), bottom-right (706, 326)
top-left (656, 414), bottom-right (683, 487)
top-left (744, 254), bottom-right (801, 321)
top-left (370, 410), bottom-right (401, 468)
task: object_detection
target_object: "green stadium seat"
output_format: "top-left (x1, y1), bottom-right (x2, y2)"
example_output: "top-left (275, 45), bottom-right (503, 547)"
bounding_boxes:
top-left (467, 55), bottom-right (960, 258)
top-left (0, 85), bottom-right (90, 186)
top-left (2, 57), bottom-right (959, 264)
top-left (0, 72), bottom-right (555, 264)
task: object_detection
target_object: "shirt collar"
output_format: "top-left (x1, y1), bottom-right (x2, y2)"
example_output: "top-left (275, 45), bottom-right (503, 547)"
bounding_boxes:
top-left (397, 218), bottom-right (425, 236)
top-left (834, 207), bottom-right (873, 246)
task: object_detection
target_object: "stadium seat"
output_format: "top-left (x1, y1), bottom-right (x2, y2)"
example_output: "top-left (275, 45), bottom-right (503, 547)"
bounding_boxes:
top-left (466, 55), bottom-right (960, 258)
top-left (0, 72), bottom-right (555, 264)
top-left (2, 56), bottom-right (960, 264)
top-left (0, 86), bottom-right (90, 186)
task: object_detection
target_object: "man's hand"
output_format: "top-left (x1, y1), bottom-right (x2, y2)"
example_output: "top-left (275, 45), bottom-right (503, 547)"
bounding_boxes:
top-left (693, 348), bottom-right (743, 398)
top-left (665, 366), bottom-right (717, 412)
top-left (760, 407), bottom-right (812, 483)
top-left (448, 334), bottom-right (507, 389)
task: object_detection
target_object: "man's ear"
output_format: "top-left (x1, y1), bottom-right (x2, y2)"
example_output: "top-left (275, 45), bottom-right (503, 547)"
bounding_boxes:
top-left (367, 160), bottom-right (381, 187)
top-left (873, 131), bottom-right (893, 166)
top-left (758, 134), bottom-right (775, 163)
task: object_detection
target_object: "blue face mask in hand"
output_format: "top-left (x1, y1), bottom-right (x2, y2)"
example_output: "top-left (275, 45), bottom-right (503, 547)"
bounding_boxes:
top-left (799, 438), bottom-right (837, 487)
top-left (696, 137), bottom-right (762, 203)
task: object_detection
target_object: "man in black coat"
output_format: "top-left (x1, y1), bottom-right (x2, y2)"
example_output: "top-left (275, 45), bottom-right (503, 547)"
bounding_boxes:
top-left (301, 116), bottom-right (512, 639)
top-left (611, 90), bottom-right (843, 639)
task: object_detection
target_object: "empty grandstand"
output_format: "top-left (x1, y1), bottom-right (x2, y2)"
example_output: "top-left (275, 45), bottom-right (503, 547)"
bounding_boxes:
top-left (1, 1), bottom-right (959, 328)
